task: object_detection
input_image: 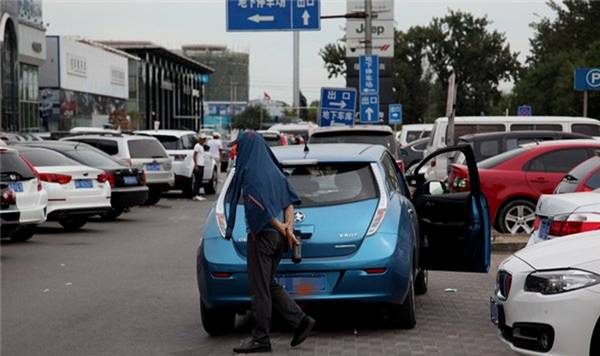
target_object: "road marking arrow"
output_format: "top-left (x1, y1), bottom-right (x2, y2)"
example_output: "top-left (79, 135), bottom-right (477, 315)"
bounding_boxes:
top-left (248, 14), bottom-right (275, 23)
top-left (365, 107), bottom-right (375, 121)
top-left (329, 101), bottom-right (347, 109)
top-left (302, 10), bottom-right (310, 26)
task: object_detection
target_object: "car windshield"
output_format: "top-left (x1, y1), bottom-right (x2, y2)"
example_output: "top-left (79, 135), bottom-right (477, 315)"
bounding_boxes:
top-left (0, 152), bottom-right (36, 180)
top-left (148, 135), bottom-right (182, 150)
top-left (127, 139), bottom-right (168, 158)
top-left (63, 148), bottom-right (124, 169)
top-left (281, 163), bottom-right (378, 208)
top-left (309, 132), bottom-right (394, 150)
top-left (18, 147), bottom-right (81, 167)
top-left (478, 148), bottom-right (527, 169)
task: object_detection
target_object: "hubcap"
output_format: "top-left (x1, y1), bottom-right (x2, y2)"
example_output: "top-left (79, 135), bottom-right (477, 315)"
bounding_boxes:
top-left (504, 204), bottom-right (535, 234)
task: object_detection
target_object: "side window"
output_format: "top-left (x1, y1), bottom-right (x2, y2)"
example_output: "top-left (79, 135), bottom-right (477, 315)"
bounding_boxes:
top-left (510, 124), bottom-right (533, 131)
top-left (525, 149), bottom-right (591, 173)
top-left (572, 124), bottom-right (600, 136)
top-left (479, 139), bottom-right (499, 158)
top-left (95, 139), bottom-right (119, 156)
top-left (535, 124), bottom-right (561, 131)
top-left (585, 170), bottom-right (600, 190)
top-left (506, 138), bottom-right (518, 151)
top-left (182, 135), bottom-right (196, 149)
top-left (381, 154), bottom-right (401, 192)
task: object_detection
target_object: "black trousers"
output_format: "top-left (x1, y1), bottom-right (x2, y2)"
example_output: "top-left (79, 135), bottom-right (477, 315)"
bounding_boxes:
top-left (247, 230), bottom-right (305, 343)
top-left (193, 166), bottom-right (204, 196)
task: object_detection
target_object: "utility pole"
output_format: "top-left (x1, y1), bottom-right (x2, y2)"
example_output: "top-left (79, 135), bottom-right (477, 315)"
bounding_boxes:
top-left (364, 0), bottom-right (373, 56)
top-left (293, 32), bottom-right (300, 118)
top-left (583, 91), bottom-right (589, 117)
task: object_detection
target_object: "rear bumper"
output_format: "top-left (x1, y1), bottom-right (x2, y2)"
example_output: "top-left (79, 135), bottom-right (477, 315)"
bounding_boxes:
top-left (1, 211), bottom-right (20, 237)
top-left (47, 207), bottom-right (112, 221)
top-left (18, 205), bottom-right (47, 225)
top-left (197, 231), bottom-right (412, 309)
top-left (111, 186), bottom-right (149, 209)
top-left (147, 182), bottom-right (173, 192)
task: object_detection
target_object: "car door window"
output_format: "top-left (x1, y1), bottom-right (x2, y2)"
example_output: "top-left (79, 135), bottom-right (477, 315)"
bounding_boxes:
top-left (479, 140), bottom-right (500, 158)
top-left (525, 148), bottom-right (591, 173)
top-left (95, 139), bottom-right (119, 156)
top-left (585, 170), bottom-right (600, 190)
top-left (381, 154), bottom-right (401, 192)
top-left (572, 124), bottom-right (600, 136)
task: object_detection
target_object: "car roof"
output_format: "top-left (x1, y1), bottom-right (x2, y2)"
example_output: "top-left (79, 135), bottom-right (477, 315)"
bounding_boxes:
top-left (458, 130), bottom-right (591, 141)
top-left (11, 140), bottom-right (94, 151)
top-left (521, 139), bottom-right (600, 149)
top-left (135, 129), bottom-right (196, 137)
top-left (434, 116), bottom-right (599, 124)
top-left (312, 125), bottom-right (393, 135)
top-left (65, 133), bottom-right (157, 141)
top-left (272, 143), bottom-right (385, 163)
top-left (400, 124), bottom-right (433, 130)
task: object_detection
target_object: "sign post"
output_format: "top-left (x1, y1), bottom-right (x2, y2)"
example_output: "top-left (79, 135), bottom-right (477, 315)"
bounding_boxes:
top-left (319, 87), bottom-right (357, 127)
top-left (227, 0), bottom-right (321, 31)
top-left (574, 68), bottom-right (600, 117)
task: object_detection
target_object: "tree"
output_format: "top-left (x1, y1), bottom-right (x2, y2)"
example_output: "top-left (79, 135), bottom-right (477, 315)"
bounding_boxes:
top-left (513, 0), bottom-right (600, 118)
top-left (232, 105), bottom-right (271, 130)
top-left (319, 42), bottom-right (346, 79)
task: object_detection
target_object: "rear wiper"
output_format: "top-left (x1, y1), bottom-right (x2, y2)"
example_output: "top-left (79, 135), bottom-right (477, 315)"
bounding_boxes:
top-left (564, 174), bottom-right (578, 182)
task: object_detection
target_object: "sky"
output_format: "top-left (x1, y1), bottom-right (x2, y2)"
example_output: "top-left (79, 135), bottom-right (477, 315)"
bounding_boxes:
top-left (42, 0), bottom-right (556, 104)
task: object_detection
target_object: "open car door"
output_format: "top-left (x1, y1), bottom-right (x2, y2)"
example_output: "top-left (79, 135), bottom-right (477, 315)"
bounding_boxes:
top-left (410, 145), bottom-right (491, 273)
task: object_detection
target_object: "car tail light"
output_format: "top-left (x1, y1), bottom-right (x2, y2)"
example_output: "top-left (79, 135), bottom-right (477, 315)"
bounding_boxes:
top-left (211, 272), bottom-right (232, 278)
top-left (365, 268), bottom-right (386, 274)
top-left (216, 212), bottom-right (227, 237)
top-left (97, 172), bottom-right (116, 187)
top-left (280, 135), bottom-right (287, 146)
top-left (1, 188), bottom-right (16, 205)
top-left (171, 154), bottom-right (186, 161)
top-left (367, 162), bottom-right (388, 236)
top-left (138, 171), bottom-right (146, 185)
top-left (582, 185), bottom-right (593, 192)
top-left (39, 173), bottom-right (72, 185)
top-left (548, 212), bottom-right (600, 237)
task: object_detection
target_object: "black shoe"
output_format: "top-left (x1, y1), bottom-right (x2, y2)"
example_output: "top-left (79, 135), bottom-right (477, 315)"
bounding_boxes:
top-left (290, 316), bottom-right (316, 347)
top-left (233, 339), bottom-right (272, 354)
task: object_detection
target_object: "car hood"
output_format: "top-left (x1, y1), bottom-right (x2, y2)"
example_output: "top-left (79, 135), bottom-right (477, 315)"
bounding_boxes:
top-left (515, 231), bottom-right (600, 273)
top-left (536, 191), bottom-right (600, 217)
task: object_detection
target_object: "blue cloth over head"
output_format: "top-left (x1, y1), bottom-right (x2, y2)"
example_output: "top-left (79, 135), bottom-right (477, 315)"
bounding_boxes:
top-left (225, 131), bottom-right (301, 237)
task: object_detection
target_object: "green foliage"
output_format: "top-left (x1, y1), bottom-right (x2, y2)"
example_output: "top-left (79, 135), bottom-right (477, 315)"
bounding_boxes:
top-left (514, 0), bottom-right (600, 118)
top-left (319, 42), bottom-right (346, 79)
top-left (232, 105), bottom-right (271, 130)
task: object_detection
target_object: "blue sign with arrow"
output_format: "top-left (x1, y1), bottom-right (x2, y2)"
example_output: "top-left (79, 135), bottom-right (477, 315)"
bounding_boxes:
top-left (574, 68), bottom-right (600, 91)
top-left (319, 87), bottom-right (357, 127)
top-left (359, 54), bottom-right (379, 94)
top-left (389, 104), bottom-right (402, 124)
top-left (226, 0), bottom-right (320, 32)
top-left (360, 94), bottom-right (379, 123)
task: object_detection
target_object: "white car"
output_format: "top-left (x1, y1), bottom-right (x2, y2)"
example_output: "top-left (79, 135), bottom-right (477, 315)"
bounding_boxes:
top-left (63, 134), bottom-right (175, 204)
top-left (0, 147), bottom-right (47, 241)
top-left (395, 123), bottom-right (433, 146)
top-left (134, 130), bottom-right (218, 196)
top-left (527, 190), bottom-right (600, 246)
top-left (14, 146), bottom-right (111, 231)
top-left (492, 230), bottom-right (600, 355)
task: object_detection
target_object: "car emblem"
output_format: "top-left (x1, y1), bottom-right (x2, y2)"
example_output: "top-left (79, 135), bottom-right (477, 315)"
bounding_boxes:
top-left (9, 174), bottom-right (16, 180)
top-left (294, 211), bottom-right (305, 223)
top-left (83, 172), bottom-right (89, 177)
top-left (339, 232), bottom-right (358, 238)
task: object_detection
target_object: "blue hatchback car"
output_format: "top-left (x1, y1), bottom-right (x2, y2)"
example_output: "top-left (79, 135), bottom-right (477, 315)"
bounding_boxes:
top-left (197, 143), bottom-right (490, 335)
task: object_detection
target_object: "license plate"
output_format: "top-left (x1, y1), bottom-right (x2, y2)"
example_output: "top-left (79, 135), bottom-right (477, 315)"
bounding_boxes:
top-left (75, 179), bottom-right (93, 189)
top-left (276, 274), bottom-right (327, 295)
top-left (539, 219), bottom-right (551, 240)
top-left (490, 297), bottom-right (499, 325)
top-left (145, 163), bottom-right (161, 172)
top-left (8, 182), bottom-right (23, 192)
top-left (123, 176), bottom-right (138, 185)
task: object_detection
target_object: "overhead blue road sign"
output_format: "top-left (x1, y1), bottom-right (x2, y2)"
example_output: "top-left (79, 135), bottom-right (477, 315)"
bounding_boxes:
top-left (517, 105), bottom-right (532, 116)
top-left (360, 94), bottom-right (379, 124)
top-left (319, 87), bottom-right (357, 127)
top-left (574, 68), bottom-right (600, 91)
top-left (389, 104), bottom-right (402, 124)
top-left (359, 54), bottom-right (379, 94)
top-left (226, 0), bottom-right (320, 32)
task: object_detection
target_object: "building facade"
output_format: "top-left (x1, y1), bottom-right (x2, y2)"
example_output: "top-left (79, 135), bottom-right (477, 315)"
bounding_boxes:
top-left (1, 0), bottom-right (46, 131)
top-left (101, 41), bottom-right (213, 131)
top-left (180, 45), bottom-right (249, 102)
top-left (39, 37), bottom-right (132, 131)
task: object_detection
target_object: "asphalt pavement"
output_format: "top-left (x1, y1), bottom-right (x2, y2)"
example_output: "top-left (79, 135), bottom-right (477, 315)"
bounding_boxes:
top-left (1, 193), bottom-right (513, 356)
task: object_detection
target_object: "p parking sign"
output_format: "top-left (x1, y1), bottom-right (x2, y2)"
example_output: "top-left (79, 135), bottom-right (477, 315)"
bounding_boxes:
top-left (574, 68), bottom-right (600, 91)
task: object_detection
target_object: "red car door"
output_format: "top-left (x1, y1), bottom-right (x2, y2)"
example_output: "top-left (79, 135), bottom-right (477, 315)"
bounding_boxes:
top-left (524, 147), bottom-right (594, 196)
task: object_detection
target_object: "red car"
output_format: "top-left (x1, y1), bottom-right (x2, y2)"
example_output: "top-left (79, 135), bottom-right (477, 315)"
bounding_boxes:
top-left (449, 140), bottom-right (600, 234)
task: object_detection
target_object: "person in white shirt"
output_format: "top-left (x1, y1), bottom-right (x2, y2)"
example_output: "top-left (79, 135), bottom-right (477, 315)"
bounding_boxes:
top-left (192, 134), bottom-right (207, 201)
top-left (207, 133), bottom-right (223, 170)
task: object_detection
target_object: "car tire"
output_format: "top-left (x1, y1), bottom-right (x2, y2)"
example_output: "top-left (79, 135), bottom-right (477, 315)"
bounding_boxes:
top-left (182, 177), bottom-right (194, 198)
top-left (414, 269), bottom-right (428, 295)
top-left (388, 275), bottom-right (416, 329)
top-left (59, 218), bottom-right (87, 231)
top-left (200, 299), bottom-right (235, 336)
top-left (591, 316), bottom-right (600, 356)
top-left (100, 208), bottom-right (124, 221)
top-left (10, 225), bottom-right (36, 242)
top-left (203, 169), bottom-right (218, 195)
top-left (144, 189), bottom-right (162, 205)
top-left (497, 199), bottom-right (536, 234)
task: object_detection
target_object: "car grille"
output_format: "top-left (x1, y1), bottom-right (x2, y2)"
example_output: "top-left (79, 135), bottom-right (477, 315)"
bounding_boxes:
top-left (496, 270), bottom-right (512, 301)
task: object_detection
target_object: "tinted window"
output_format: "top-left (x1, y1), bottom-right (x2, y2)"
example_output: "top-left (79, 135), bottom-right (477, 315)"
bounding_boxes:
top-left (525, 148), bottom-right (591, 173)
top-left (19, 148), bottom-right (81, 167)
top-left (510, 124), bottom-right (533, 131)
top-left (479, 140), bottom-right (500, 159)
top-left (381, 154), bottom-right (400, 192)
top-left (0, 152), bottom-right (36, 180)
top-left (61, 148), bottom-right (123, 169)
top-left (585, 170), bottom-right (600, 190)
top-left (151, 135), bottom-right (182, 150)
top-left (127, 139), bottom-right (167, 158)
top-left (572, 124), bottom-right (600, 136)
top-left (309, 132), bottom-right (395, 152)
top-left (478, 148), bottom-right (527, 169)
top-left (405, 131), bottom-right (422, 143)
top-left (511, 124), bottom-right (562, 131)
top-left (281, 163), bottom-right (378, 208)
top-left (535, 124), bottom-right (561, 131)
top-left (451, 124), bottom-right (505, 143)
top-left (182, 135), bottom-right (197, 149)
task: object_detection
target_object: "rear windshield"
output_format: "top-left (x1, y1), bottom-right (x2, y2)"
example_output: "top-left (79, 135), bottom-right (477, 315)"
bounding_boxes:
top-left (0, 152), bottom-right (36, 180)
top-left (18, 147), bottom-right (81, 167)
top-left (405, 130), bottom-right (422, 143)
top-left (281, 163), bottom-right (378, 208)
top-left (127, 139), bottom-right (168, 159)
top-left (555, 156), bottom-right (600, 193)
top-left (62, 148), bottom-right (123, 169)
top-left (149, 135), bottom-right (182, 150)
top-left (478, 148), bottom-right (527, 169)
top-left (309, 132), bottom-right (394, 151)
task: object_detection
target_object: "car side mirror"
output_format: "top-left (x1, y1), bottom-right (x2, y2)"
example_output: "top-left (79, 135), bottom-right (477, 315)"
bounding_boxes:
top-left (424, 180), bottom-right (447, 195)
